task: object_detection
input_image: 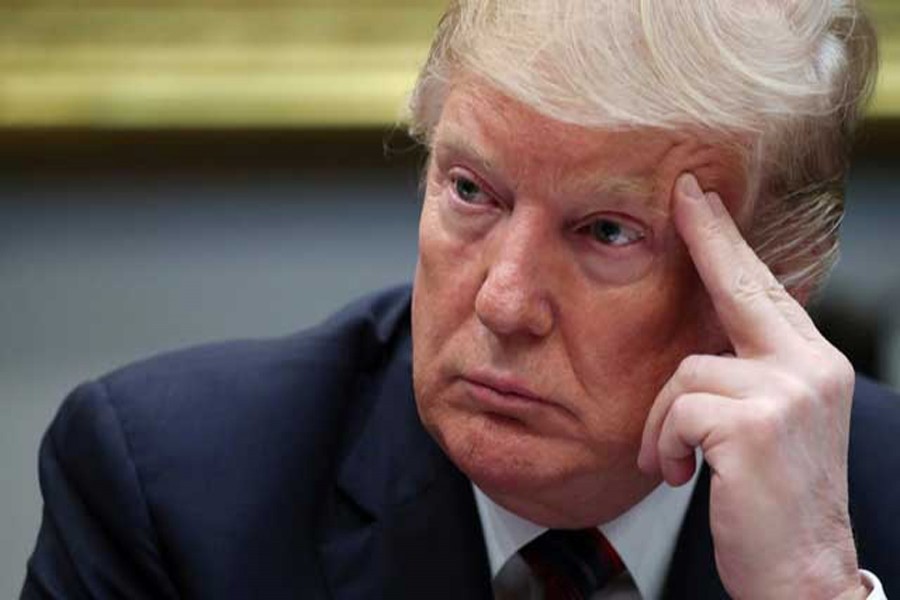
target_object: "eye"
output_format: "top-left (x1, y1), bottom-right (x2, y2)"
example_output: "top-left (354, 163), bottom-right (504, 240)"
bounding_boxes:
top-left (451, 174), bottom-right (490, 205)
top-left (588, 218), bottom-right (645, 247)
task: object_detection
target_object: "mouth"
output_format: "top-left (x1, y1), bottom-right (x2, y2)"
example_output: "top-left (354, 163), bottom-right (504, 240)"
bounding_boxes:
top-left (460, 371), bottom-right (555, 412)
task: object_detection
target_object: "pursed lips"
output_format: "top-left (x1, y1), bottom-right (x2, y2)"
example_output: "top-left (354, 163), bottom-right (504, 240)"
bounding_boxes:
top-left (461, 371), bottom-right (555, 409)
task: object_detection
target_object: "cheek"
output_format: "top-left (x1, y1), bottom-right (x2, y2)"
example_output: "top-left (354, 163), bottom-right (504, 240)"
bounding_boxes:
top-left (565, 258), bottom-right (714, 433)
top-left (413, 190), bottom-right (484, 332)
top-left (412, 190), bottom-right (485, 413)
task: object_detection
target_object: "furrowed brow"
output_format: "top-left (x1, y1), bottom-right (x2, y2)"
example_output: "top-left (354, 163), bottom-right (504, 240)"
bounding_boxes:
top-left (560, 171), bottom-right (663, 214)
top-left (432, 128), bottom-right (496, 175)
top-left (581, 174), bottom-right (656, 202)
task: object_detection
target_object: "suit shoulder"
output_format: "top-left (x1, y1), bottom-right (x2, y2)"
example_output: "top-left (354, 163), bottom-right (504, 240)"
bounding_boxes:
top-left (847, 375), bottom-right (900, 590)
top-left (850, 375), bottom-right (900, 435)
top-left (71, 285), bottom-right (412, 455)
top-left (848, 375), bottom-right (900, 475)
top-left (34, 286), bottom-right (411, 597)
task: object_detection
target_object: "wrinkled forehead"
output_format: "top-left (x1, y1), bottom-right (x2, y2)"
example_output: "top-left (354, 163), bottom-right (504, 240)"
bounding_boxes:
top-left (431, 77), bottom-right (754, 220)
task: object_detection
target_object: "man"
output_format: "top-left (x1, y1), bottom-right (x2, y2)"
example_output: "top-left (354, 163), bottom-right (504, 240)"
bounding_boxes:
top-left (22, 1), bottom-right (899, 599)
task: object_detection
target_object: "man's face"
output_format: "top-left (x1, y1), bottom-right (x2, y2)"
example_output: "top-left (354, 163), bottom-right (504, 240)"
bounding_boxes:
top-left (411, 79), bottom-right (748, 527)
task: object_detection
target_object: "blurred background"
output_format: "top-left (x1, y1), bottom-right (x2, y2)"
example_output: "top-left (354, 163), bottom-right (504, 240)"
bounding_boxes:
top-left (1, 1), bottom-right (898, 594)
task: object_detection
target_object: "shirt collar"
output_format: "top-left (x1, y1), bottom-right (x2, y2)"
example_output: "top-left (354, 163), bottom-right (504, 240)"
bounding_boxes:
top-left (473, 462), bottom-right (701, 600)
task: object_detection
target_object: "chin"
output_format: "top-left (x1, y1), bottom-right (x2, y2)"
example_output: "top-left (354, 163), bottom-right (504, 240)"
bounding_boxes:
top-left (422, 402), bottom-right (656, 527)
top-left (429, 406), bottom-right (591, 496)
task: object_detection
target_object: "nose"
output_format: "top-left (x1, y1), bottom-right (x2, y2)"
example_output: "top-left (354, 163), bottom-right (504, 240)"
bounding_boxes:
top-left (474, 214), bottom-right (555, 339)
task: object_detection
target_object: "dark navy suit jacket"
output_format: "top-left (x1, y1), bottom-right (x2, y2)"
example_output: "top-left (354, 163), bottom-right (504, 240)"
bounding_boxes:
top-left (21, 286), bottom-right (900, 599)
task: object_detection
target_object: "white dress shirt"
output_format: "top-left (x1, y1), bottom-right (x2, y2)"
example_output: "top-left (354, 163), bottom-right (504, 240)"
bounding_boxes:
top-left (473, 465), bottom-right (887, 599)
top-left (474, 464), bottom-right (700, 600)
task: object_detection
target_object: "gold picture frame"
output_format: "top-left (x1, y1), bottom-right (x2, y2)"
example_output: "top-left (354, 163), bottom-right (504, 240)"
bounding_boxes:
top-left (0, 0), bottom-right (897, 128)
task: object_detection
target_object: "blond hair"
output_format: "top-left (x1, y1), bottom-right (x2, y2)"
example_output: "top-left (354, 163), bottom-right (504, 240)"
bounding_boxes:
top-left (408, 0), bottom-right (879, 296)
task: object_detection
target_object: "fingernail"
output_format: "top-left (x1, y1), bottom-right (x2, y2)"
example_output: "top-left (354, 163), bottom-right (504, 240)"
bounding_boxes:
top-left (678, 173), bottom-right (703, 201)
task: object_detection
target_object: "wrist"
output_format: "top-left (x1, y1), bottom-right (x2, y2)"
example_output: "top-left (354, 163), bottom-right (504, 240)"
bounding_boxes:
top-left (794, 538), bottom-right (864, 600)
top-left (815, 565), bottom-right (868, 600)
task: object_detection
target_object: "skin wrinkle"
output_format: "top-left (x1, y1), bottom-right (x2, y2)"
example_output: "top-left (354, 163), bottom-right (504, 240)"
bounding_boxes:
top-left (435, 79), bottom-right (745, 217)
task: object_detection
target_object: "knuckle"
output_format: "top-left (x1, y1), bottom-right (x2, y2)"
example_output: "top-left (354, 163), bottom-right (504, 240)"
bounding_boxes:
top-left (801, 346), bottom-right (855, 401)
top-left (662, 402), bottom-right (701, 459)
top-left (730, 270), bottom-right (759, 299)
top-left (668, 395), bottom-right (687, 425)
top-left (730, 270), bottom-right (768, 303)
top-left (676, 355), bottom-right (706, 387)
top-left (778, 372), bottom-right (815, 404)
top-left (700, 216), bottom-right (725, 241)
top-left (747, 401), bottom-right (785, 444)
top-left (672, 394), bottom-right (691, 422)
top-left (784, 378), bottom-right (818, 423)
top-left (766, 368), bottom-right (820, 423)
top-left (668, 395), bottom-right (694, 432)
top-left (833, 352), bottom-right (856, 388)
top-left (761, 268), bottom-right (786, 293)
top-left (818, 355), bottom-right (855, 402)
top-left (768, 285), bottom-right (795, 311)
top-left (729, 268), bottom-right (784, 305)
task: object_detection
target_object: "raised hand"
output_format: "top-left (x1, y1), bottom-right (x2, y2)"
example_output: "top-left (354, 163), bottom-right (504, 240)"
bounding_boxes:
top-left (638, 174), bottom-right (868, 600)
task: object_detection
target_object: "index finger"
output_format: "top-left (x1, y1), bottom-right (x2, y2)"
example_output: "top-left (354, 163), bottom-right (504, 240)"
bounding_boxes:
top-left (673, 173), bottom-right (794, 354)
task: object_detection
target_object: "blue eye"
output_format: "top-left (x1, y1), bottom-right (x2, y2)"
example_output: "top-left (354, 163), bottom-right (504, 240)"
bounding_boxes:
top-left (453, 175), bottom-right (488, 204)
top-left (589, 219), bottom-right (645, 247)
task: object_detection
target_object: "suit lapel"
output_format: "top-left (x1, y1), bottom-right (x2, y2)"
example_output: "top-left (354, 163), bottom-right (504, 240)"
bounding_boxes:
top-left (663, 465), bottom-right (729, 599)
top-left (317, 328), bottom-right (492, 600)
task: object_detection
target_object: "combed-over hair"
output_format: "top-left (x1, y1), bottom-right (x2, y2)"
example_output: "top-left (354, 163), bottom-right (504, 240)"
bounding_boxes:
top-left (408, 0), bottom-right (879, 296)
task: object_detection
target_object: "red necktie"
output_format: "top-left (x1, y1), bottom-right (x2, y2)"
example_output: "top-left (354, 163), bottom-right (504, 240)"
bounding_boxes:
top-left (519, 528), bottom-right (625, 600)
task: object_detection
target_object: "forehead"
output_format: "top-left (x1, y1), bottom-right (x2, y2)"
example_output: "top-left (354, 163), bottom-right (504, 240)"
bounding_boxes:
top-left (431, 80), bottom-right (751, 210)
top-left (433, 79), bottom-right (681, 173)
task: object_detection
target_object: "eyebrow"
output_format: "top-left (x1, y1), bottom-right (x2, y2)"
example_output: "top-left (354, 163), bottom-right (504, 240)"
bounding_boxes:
top-left (569, 172), bottom-right (659, 207)
top-left (432, 132), bottom-right (496, 176)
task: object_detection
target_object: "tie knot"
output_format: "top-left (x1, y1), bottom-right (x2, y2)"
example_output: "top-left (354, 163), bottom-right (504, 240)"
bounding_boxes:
top-left (519, 528), bottom-right (625, 600)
